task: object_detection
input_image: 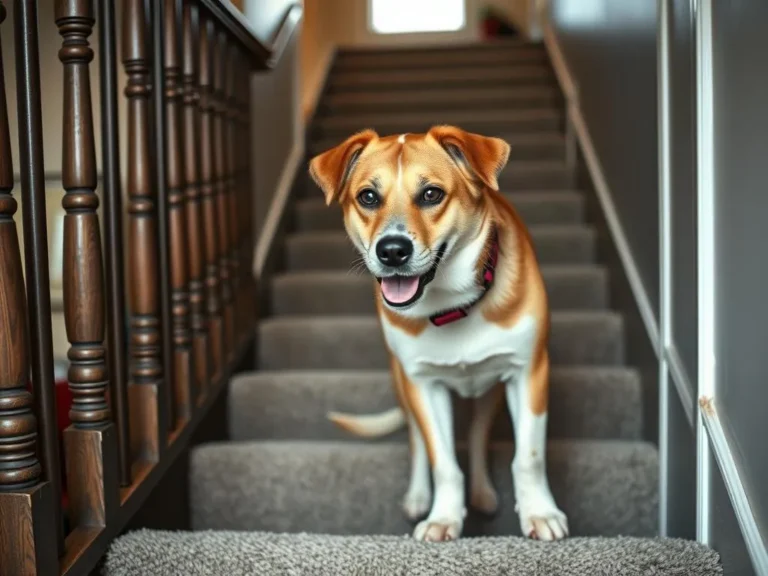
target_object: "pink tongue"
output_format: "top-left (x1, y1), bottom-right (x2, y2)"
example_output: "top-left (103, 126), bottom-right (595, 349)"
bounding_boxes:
top-left (381, 276), bottom-right (420, 304)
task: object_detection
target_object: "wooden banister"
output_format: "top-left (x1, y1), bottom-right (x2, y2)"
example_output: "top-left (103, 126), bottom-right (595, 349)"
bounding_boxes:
top-left (164, 0), bottom-right (194, 422)
top-left (199, 12), bottom-right (224, 378)
top-left (98, 0), bottom-right (131, 488)
top-left (14, 0), bottom-right (65, 558)
top-left (0, 4), bottom-right (59, 572)
top-left (182, 0), bottom-right (211, 405)
top-left (225, 40), bottom-right (241, 346)
top-left (123, 0), bottom-right (168, 463)
top-left (56, 0), bottom-right (121, 532)
top-left (0, 1), bottom-right (302, 574)
top-left (212, 24), bottom-right (235, 362)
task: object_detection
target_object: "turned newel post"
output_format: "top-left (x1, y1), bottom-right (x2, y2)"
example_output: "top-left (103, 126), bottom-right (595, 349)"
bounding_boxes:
top-left (55, 0), bottom-right (119, 528)
top-left (0, 5), bottom-right (57, 572)
top-left (182, 0), bottom-right (210, 402)
top-left (164, 0), bottom-right (193, 421)
top-left (123, 0), bottom-right (168, 460)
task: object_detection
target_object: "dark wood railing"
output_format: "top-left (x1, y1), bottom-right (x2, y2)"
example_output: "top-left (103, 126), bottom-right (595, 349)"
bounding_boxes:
top-left (0, 1), bottom-right (301, 574)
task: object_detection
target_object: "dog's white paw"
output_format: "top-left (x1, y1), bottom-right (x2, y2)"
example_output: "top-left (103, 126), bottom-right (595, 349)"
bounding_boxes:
top-left (518, 499), bottom-right (569, 541)
top-left (413, 516), bottom-right (463, 542)
top-left (402, 490), bottom-right (432, 521)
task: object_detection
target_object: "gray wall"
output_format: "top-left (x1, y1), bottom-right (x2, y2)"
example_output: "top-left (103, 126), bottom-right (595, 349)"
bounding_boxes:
top-left (664, 0), bottom-right (697, 543)
top-left (711, 0), bottom-right (768, 567)
top-left (669, 0), bottom-right (697, 395)
top-left (550, 0), bottom-right (659, 318)
top-left (550, 0), bottom-right (766, 571)
top-left (549, 0), bottom-right (660, 444)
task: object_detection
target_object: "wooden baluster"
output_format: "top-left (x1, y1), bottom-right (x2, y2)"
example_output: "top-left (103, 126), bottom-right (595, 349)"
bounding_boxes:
top-left (123, 0), bottom-right (168, 461)
top-left (224, 41), bottom-right (241, 347)
top-left (238, 50), bottom-right (255, 333)
top-left (56, 0), bottom-right (120, 529)
top-left (199, 14), bottom-right (223, 378)
top-left (14, 0), bottom-right (66, 555)
top-left (98, 0), bottom-right (131, 487)
top-left (182, 0), bottom-right (209, 403)
top-left (152, 0), bottom-right (176, 430)
top-left (164, 0), bottom-right (193, 421)
top-left (212, 26), bottom-right (235, 363)
top-left (232, 48), bottom-right (244, 343)
top-left (0, 3), bottom-right (58, 572)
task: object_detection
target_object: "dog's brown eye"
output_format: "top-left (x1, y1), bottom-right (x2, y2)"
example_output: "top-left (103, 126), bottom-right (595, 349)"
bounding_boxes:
top-left (420, 187), bottom-right (444, 206)
top-left (357, 189), bottom-right (380, 208)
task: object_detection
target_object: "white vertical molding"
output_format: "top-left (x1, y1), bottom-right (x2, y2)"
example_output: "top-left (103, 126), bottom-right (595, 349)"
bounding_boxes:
top-left (657, 0), bottom-right (672, 538)
top-left (694, 0), bottom-right (715, 545)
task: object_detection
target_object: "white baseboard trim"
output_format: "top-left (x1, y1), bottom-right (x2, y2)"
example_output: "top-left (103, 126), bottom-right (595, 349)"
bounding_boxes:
top-left (252, 140), bottom-right (305, 280)
top-left (542, 22), bottom-right (660, 353)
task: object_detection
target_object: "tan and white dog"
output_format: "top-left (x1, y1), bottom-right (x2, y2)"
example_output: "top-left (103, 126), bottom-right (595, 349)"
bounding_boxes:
top-left (308, 126), bottom-right (568, 543)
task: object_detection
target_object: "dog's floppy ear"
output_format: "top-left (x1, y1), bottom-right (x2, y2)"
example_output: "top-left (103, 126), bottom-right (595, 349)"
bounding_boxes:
top-left (309, 129), bottom-right (378, 205)
top-left (428, 125), bottom-right (510, 194)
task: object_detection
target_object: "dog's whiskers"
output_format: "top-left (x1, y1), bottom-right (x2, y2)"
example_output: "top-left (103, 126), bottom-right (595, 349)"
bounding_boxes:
top-left (347, 256), bottom-right (369, 277)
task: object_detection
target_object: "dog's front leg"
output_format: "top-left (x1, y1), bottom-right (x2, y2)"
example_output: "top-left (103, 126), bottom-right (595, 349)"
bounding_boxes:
top-left (404, 377), bottom-right (465, 542)
top-left (506, 349), bottom-right (569, 541)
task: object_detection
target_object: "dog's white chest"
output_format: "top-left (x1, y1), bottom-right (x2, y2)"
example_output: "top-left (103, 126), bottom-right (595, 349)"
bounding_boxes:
top-left (383, 311), bottom-right (538, 399)
top-left (411, 352), bottom-right (520, 398)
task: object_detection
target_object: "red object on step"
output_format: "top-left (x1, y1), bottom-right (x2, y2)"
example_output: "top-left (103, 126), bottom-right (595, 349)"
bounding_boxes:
top-left (54, 373), bottom-right (71, 510)
top-left (26, 368), bottom-right (73, 510)
top-left (482, 19), bottom-right (500, 38)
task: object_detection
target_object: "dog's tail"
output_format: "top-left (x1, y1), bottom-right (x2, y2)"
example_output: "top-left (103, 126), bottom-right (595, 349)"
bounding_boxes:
top-left (327, 406), bottom-right (406, 438)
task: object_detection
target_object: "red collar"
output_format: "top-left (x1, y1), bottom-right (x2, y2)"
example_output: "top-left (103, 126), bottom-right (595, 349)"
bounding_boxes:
top-left (429, 229), bottom-right (499, 327)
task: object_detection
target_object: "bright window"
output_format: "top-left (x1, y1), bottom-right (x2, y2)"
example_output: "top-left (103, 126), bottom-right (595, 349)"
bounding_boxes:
top-left (369, 0), bottom-right (466, 34)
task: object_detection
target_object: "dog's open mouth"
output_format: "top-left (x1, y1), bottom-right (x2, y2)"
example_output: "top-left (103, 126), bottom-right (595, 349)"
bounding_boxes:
top-left (377, 243), bottom-right (446, 308)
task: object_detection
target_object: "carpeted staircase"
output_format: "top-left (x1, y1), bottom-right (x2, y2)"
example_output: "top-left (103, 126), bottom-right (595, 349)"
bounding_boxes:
top-left (104, 40), bottom-right (721, 575)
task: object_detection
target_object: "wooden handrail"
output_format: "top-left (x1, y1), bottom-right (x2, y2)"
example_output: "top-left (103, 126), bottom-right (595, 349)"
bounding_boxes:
top-left (0, 0), bottom-right (300, 574)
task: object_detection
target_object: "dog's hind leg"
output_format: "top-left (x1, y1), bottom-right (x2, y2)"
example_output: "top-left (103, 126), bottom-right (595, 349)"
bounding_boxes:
top-left (467, 383), bottom-right (504, 515)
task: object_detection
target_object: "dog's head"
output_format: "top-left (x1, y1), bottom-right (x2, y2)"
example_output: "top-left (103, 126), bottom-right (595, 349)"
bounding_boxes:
top-left (309, 125), bottom-right (510, 311)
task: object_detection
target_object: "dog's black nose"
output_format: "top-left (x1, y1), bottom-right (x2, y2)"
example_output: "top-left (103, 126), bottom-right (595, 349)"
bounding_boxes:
top-left (376, 236), bottom-right (413, 267)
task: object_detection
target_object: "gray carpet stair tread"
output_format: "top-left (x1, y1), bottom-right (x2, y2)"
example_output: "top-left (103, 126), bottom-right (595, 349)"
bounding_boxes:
top-left (270, 266), bottom-right (608, 315)
top-left (329, 65), bottom-right (555, 90)
top-left (320, 85), bottom-right (560, 113)
top-left (228, 367), bottom-right (643, 442)
top-left (104, 530), bottom-right (722, 576)
top-left (499, 160), bottom-right (573, 189)
top-left (335, 45), bottom-right (548, 70)
top-left (189, 440), bottom-right (658, 537)
top-left (313, 108), bottom-right (562, 138)
top-left (310, 132), bottom-right (566, 160)
top-left (284, 227), bottom-right (595, 271)
top-left (293, 190), bottom-right (584, 231)
top-left (257, 313), bottom-right (624, 370)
